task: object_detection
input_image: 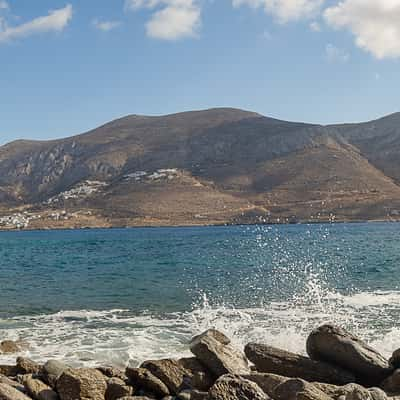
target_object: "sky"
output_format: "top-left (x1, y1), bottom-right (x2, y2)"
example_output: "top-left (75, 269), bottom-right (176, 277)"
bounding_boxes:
top-left (0, 0), bottom-right (399, 144)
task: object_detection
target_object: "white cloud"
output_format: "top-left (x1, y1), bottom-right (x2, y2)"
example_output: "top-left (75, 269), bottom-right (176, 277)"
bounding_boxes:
top-left (325, 43), bottom-right (350, 63)
top-left (125, 0), bottom-right (200, 40)
top-left (92, 19), bottom-right (121, 32)
top-left (0, 4), bottom-right (72, 43)
top-left (232, 0), bottom-right (325, 23)
top-left (0, 1), bottom-right (8, 10)
top-left (309, 21), bottom-right (321, 31)
top-left (324, 0), bottom-right (400, 59)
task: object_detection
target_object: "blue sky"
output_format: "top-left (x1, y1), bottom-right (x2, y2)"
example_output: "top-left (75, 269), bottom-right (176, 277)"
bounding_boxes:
top-left (0, 0), bottom-right (399, 144)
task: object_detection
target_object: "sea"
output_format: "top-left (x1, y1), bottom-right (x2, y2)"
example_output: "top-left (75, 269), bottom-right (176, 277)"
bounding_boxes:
top-left (0, 222), bottom-right (400, 368)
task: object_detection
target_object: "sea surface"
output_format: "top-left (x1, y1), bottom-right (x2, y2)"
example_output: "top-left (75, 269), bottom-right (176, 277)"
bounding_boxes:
top-left (0, 223), bottom-right (400, 367)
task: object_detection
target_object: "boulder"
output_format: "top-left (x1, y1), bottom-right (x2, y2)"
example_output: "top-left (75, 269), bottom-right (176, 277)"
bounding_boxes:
top-left (126, 367), bottom-right (170, 397)
top-left (0, 374), bottom-right (25, 392)
top-left (177, 389), bottom-right (208, 400)
top-left (273, 378), bottom-right (334, 400)
top-left (21, 375), bottom-right (59, 400)
top-left (56, 368), bottom-right (107, 400)
top-left (390, 351), bottom-right (400, 369)
top-left (0, 366), bottom-right (18, 377)
top-left (368, 388), bottom-right (387, 400)
top-left (42, 360), bottom-right (69, 388)
top-left (245, 343), bottom-right (355, 385)
top-left (178, 357), bottom-right (215, 391)
top-left (105, 377), bottom-right (133, 400)
top-left (140, 359), bottom-right (194, 394)
top-left (97, 366), bottom-right (126, 380)
top-left (191, 329), bottom-right (231, 346)
top-left (381, 369), bottom-right (400, 394)
top-left (208, 374), bottom-right (270, 400)
top-left (190, 329), bottom-right (250, 377)
top-left (306, 325), bottom-right (392, 386)
top-left (0, 383), bottom-right (32, 400)
top-left (0, 341), bottom-right (21, 354)
top-left (16, 357), bottom-right (41, 375)
top-left (343, 384), bottom-right (373, 400)
top-left (314, 383), bottom-right (386, 400)
top-left (242, 373), bottom-right (289, 397)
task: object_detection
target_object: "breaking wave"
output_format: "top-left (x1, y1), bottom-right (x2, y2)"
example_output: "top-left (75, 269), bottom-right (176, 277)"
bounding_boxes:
top-left (1, 285), bottom-right (400, 368)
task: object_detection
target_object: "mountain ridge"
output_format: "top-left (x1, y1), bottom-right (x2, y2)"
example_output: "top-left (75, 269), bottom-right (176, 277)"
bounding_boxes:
top-left (1, 108), bottom-right (400, 229)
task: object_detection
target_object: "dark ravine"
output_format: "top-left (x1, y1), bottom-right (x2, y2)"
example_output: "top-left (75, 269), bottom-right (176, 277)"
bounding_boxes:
top-left (2, 108), bottom-right (400, 229)
top-left (0, 325), bottom-right (400, 399)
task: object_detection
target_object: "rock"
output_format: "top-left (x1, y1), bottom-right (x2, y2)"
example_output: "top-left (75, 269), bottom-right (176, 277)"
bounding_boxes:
top-left (273, 378), bottom-right (334, 400)
top-left (42, 360), bottom-right (69, 388)
top-left (245, 343), bottom-right (355, 385)
top-left (178, 357), bottom-right (215, 391)
top-left (313, 383), bottom-right (341, 398)
top-left (390, 351), bottom-right (400, 369)
top-left (381, 369), bottom-right (400, 394)
top-left (368, 388), bottom-right (387, 400)
top-left (315, 383), bottom-right (387, 400)
top-left (0, 375), bottom-right (25, 392)
top-left (344, 385), bottom-right (372, 400)
top-left (178, 389), bottom-right (208, 400)
top-left (191, 329), bottom-right (231, 346)
top-left (121, 397), bottom-right (155, 400)
top-left (0, 366), bottom-right (18, 377)
top-left (140, 359), bottom-right (193, 394)
top-left (242, 373), bottom-right (289, 397)
top-left (105, 377), bottom-right (133, 400)
top-left (0, 383), bottom-right (32, 400)
top-left (0, 341), bottom-right (21, 354)
top-left (56, 368), bottom-right (107, 400)
top-left (306, 325), bottom-right (392, 386)
top-left (126, 367), bottom-right (170, 397)
top-left (208, 374), bottom-right (270, 400)
top-left (22, 375), bottom-right (59, 400)
top-left (97, 366), bottom-right (126, 380)
top-left (190, 329), bottom-right (250, 377)
top-left (16, 357), bottom-right (41, 375)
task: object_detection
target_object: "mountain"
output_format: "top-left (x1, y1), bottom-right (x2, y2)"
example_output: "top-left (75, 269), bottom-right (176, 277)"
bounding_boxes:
top-left (1, 108), bottom-right (400, 229)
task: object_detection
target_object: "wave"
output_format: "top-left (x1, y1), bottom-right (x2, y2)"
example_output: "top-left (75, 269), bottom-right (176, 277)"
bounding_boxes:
top-left (1, 287), bottom-right (400, 368)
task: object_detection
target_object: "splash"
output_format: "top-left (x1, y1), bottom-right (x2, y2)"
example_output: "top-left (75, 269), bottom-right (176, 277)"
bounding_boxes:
top-left (1, 285), bottom-right (400, 367)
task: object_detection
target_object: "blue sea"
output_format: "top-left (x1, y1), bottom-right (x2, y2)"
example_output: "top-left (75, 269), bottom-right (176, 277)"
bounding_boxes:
top-left (0, 223), bottom-right (400, 367)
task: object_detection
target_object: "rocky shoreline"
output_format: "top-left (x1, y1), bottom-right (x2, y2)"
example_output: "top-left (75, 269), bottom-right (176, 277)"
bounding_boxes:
top-left (1, 324), bottom-right (400, 400)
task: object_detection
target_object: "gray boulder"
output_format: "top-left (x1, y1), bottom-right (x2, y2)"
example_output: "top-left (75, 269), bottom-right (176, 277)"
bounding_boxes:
top-left (242, 372), bottom-right (289, 397)
top-left (56, 368), bottom-right (107, 400)
top-left (177, 389), bottom-right (209, 400)
top-left (105, 377), bottom-right (133, 400)
top-left (140, 359), bottom-right (191, 395)
top-left (0, 366), bottom-right (18, 377)
top-left (390, 350), bottom-right (400, 369)
top-left (16, 357), bottom-right (41, 375)
top-left (126, 367), bottom-right (170, 397)
top-left (245, 343), bottom-right (355, 385)
top-left (273, 378), bottom-right (334, 400)
top-left (381, 369), bottom-right (400, 394)
top-left (0, 374), bottom-right (25, 392)
top-left (314, 383), bottom-right (386, 400)
top-left (21, 375), bottom-right (59, 400)
top-left (208, 374), bottom-right (270, 400)
top-left (42, 361), bottom-right (69, 389)
top-left (190, 329), bottom-right (250, 377)
top-left (178, 357), bottom-right (215, 391)
top-left (0, 383), bottom-right (32, 400)
top-left (306, 325), bottom-right (392, 386)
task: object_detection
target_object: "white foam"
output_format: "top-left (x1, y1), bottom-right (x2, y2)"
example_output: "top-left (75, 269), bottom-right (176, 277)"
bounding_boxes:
top-left (1, 287), bottom-right (400, 367)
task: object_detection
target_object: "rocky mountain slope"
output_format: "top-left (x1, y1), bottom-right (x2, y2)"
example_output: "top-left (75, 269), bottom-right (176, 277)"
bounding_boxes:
top-left (1, 108), bottom-right (400, 228)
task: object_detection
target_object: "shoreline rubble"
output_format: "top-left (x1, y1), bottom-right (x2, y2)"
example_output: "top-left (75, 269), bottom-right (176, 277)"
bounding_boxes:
top-left (0, 324), bottom-right (400, 400)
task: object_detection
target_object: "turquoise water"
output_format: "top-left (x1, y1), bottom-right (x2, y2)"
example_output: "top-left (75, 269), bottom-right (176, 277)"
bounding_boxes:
top-left (0, 223), bottom-right (400, 367)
